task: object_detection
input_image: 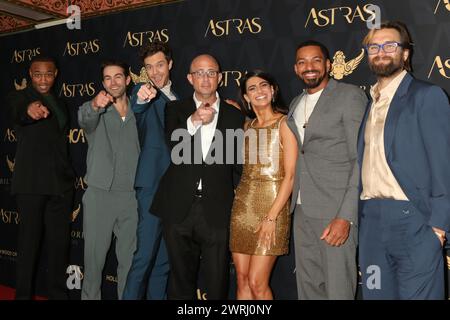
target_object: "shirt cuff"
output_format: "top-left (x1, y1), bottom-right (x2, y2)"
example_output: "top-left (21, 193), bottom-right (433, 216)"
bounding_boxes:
top-left (187, 116), bottom-right (201, 135)
top-left (136, 97), bottom-right (147, 104)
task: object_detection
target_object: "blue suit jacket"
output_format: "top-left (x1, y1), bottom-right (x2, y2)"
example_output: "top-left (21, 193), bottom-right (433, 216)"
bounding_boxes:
top-left (131, 83), bottom-right (178, 192)
top-left (357, 73), bottom-right (450, 232)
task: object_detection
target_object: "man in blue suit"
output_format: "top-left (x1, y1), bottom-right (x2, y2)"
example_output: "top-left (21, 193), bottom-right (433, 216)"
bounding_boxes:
top-left (358, 21), bottom-right (450, 299)
top-left (123, 41), bottom-right (178, 300)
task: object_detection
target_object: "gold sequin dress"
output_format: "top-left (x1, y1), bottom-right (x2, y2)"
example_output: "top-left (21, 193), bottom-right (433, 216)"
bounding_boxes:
top-left (230, 115), bottom-right (290, 256)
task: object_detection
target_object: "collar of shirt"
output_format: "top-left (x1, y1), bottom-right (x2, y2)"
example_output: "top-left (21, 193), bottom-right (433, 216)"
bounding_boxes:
top-left (370, 70), bottom-right (407, 102)
top-left (160, 80), bottom-right (173, 97)
top-left (108, 98), bottom-right (131, 117)
top-left (192, 91), bottom-right (220, 113)
top-left (303, 88), bottom-right (324, 101)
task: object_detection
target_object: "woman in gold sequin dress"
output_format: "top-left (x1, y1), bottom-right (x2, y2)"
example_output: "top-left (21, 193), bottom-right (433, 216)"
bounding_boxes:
top-left (230, 70), bottom-right (298, 300)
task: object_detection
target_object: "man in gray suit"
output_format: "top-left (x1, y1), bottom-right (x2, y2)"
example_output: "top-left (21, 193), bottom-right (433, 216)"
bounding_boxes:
top-left (78, 60), bottom-right (145, 299)
top-left (286, 40), bottom-right (367, 299)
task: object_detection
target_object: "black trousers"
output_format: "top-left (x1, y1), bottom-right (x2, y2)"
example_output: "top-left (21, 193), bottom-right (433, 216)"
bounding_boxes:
top-left (162, 197), bottom-right (229, 300)
top-left (15, 191), bottom-right (73, 300)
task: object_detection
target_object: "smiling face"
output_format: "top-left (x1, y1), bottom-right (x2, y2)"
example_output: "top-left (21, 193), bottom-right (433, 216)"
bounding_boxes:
top-left (187, 54), bottom-right (222, 100)
top-left (243, 76), bottom-right (274, 110)
top-left (294, 45), bottom-right (330, 93)
top-left (102, 65), bottom-right (130, 99)
top-left (29, 61), bottom-right (57, 95)
top-left (143, 51), bottom-right (173, 89)
top-left (367, 28), bottom-right (409, 78)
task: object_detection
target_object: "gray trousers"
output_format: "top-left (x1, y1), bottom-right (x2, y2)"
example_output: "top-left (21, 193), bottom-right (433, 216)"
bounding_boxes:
top-left (293, 205), bottom-right (357, 300)
top-left (81, 186), bottom-right (138, 300)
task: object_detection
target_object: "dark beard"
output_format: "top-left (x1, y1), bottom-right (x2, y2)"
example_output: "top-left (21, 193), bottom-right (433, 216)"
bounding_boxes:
top-left (369, 57), bottom-right (403, 77)
top-left (301, 71), bottom-right (326, 89)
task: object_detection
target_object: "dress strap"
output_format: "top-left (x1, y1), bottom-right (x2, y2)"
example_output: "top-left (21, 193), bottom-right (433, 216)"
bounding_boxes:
top-left (277, 115), bottom-right (287, 150)
top-left (276, 115), bottom-right (287, 129)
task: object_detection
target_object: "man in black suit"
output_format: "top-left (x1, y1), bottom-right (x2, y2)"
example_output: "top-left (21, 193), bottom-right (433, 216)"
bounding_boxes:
top-left (151, 54), bottom-right (244, 299)
top-left (7, 56), bottom-right (74, 299)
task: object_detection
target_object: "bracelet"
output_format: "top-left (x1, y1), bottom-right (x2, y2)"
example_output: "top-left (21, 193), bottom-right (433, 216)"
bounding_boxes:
top-left (264, 216), bottom-right (277, 223)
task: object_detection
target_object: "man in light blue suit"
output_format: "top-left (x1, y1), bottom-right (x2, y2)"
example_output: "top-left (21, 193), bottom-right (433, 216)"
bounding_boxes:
top-left (358, 21), bottom-right (450, 299)
top-left (123, 41), bottom-right (178, 300)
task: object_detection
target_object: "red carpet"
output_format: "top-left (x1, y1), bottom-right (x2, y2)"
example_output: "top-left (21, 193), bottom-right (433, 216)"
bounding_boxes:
top-left (0, 285), bottom-right (47, 300)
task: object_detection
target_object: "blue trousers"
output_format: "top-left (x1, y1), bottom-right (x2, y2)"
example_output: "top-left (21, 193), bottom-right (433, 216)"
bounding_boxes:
top-left (359, 199), bottom-right (445, 300)
top-left (122, 187), bottom-right (169, 300)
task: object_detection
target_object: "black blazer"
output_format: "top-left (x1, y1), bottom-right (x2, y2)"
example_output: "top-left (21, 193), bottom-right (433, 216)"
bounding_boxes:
top-left (151, 98), bottom-right (245, 229)
top-left (7, 86), bottom-right (74, 195)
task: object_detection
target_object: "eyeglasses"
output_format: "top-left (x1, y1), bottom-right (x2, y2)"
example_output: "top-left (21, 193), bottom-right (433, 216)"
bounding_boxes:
top-left (190, 70), bottom-right (219, 78)
top-left (31, 72), bottom-right (55, 79)
top-left (365, 42), bottom-right (404, 55)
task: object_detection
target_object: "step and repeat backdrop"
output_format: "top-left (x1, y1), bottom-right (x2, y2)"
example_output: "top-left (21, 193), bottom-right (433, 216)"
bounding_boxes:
top-left (0, 0), bottom-right (449, 299)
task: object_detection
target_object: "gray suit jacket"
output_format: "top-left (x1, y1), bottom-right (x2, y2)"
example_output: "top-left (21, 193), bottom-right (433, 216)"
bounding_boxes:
top-left (287, 78), bottom-right (367, 224)
top-left (78, 100), bottom-right (140, 191)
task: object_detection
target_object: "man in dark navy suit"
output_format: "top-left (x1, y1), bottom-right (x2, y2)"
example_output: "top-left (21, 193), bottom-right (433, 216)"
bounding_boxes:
top-left (123, 42), bottom-right (178, 300)
top-left (358, 21), bottom-right (450, 299)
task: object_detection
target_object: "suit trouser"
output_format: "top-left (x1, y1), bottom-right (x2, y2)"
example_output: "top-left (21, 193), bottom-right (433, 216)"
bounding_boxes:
top-left (162, 196), bottom-right (229, 300)
top-left (359, 199), bottom-right (445, 300)
top-left (15, 191), bottom-right (73, 300)
top-left (122, 187), bottom-right (169, 300)
top-left (293, 205), bottom-right (357, 300)
top-left (81, 187), bottom-right (137, 300)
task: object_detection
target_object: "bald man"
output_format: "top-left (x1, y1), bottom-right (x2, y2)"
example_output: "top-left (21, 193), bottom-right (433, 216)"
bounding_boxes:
top-left (151, 54), bottom-right (245, 299)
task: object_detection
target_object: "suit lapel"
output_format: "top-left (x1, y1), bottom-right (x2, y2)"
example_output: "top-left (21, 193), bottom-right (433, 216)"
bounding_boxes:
top-left (357, 101), bottom-right (371, 167)
top-left (187, 99), bottom-right (203, 164)
top-left (384, 74), bottom-right (413, 160)
top-left (205, 100), bottom-right (224, 162)
top-left (154, 91), bottom-right (171, 128)
top-left (287, 94), bottom-right (304, 149)
top-left (27, 87), bottom-right (66, 132)
top-left (303, 79), bottom-right (337, 146)
top-left (188, 98), bottom-right (197, 118)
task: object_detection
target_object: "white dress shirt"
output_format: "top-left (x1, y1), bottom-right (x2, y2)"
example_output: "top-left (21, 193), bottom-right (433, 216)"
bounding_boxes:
top-left (159, 80), bottom-right (177, 101)
top-left (186, 92), bottom-right (220, 190)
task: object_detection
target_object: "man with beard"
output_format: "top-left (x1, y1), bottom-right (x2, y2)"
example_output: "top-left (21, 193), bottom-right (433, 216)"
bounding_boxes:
top-left (78, 60), bottom-right (142, 299)
top-left (358, 21), bottom-right (450, 299)
top-left (286, 40), bottom-right (367, 299)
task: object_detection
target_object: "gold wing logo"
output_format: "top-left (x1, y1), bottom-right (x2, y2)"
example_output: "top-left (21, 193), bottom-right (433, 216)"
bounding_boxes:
top-left (14, 78), bottom-right (27, 90)
top-left (447, 255), bottom-right (450, 270)
top-left (6, 155), bottom-right (15, 172)
top-left (330, 49), bottom-right (365, 80)
top-left (72, 204), bottom-right (81, 222)
top-left (129, 67), bottom-right (149, 84)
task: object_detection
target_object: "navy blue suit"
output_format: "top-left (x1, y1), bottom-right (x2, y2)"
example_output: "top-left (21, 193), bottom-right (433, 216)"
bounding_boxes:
top-left (358, 73), bottom-right (450, 299)
top-left (122, 83), bottom-right (178, 299)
